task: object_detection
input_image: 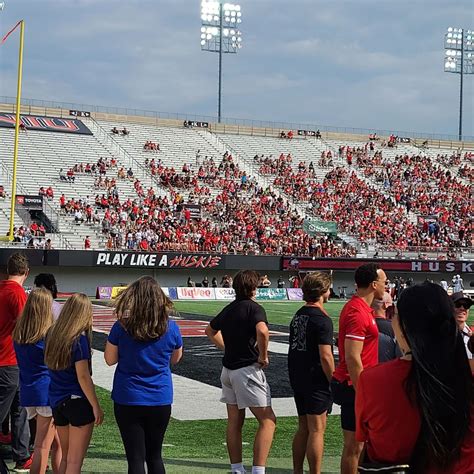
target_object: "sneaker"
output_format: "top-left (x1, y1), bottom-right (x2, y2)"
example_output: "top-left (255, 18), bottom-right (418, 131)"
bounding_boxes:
top-left (13, 455), bottom-right (33, 472)
top-left (0, 432), bottom-right (11, 445)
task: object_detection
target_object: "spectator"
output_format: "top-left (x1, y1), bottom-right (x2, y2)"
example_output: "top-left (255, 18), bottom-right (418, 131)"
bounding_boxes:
top-left (451, 292), bottom-right (473, 359)
top-left (187, 277), bottom-right (196, 288)
top-left (205, 271), bottom-right (276, 474)
top-left (371, 292), bottom-right (400, 363)
top-left (331, 263), bottom-right (386, 474)
top-left (84, 236), bottom-right (91, 250)
top-left (356, 283), bottom-right (473, 473)
top-left (34, 273), bottom-right (61, 320)
top-left (212, 277), bottom-right (218, 288)
top-left (44, 294), bottom-right (104, 474)
top-left (122, 127), bottom-right (129, 136)
top-left (12, 288), bottom-right (62, 474)
top-left (452, 274), bottom-right (464, 293)
top-left (0, 253), bottom-right (32, 470)
top-left (202, 277), bottom-right (209, 288)
top-left (260, 275), bottom-right (271, 288)
top-left (0, 185), bottom-right (5, 198)
top-left (288, 272), bottom-right (334, 474)
top-left (111, 127), bottom-right (119, 135)
top-left (277, 276), bottom-right (285, 289)
top-left (104, 277), bottom-right (183, 474)
top-left (59, 169), bottom-right (67, 182)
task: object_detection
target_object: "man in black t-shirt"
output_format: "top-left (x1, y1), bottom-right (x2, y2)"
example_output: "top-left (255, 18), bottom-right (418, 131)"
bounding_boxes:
top-left (205, 270), bottom-right (276, 474)
top-left (288, 272), bottom-right (335, 474)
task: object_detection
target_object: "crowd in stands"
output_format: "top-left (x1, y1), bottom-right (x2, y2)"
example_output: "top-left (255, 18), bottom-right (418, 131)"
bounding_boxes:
top-left (143, 140), bottom-right (160, 151)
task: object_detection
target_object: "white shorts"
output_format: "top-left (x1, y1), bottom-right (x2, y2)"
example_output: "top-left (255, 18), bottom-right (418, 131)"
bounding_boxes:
top-left (220, 363), bottom-right (272, 410)
top-left (25, 406), bottom-right (53, 420)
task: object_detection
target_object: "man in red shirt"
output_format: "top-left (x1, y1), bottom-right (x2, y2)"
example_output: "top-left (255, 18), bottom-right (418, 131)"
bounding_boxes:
top-left (331, 263), bottom-right (386, 474)
top-left (0, 253), bottom-right (32, 470)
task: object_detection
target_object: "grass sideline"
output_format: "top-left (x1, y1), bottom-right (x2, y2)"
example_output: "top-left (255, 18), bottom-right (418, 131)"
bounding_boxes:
top-left (173, 300), bottom-right (346, 330)
top-left (3, 388), bottom-right (342, 472)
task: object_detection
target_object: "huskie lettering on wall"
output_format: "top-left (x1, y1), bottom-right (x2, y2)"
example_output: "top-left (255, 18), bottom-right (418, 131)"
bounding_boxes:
top-left (95, 252), bottom-right (222, 269)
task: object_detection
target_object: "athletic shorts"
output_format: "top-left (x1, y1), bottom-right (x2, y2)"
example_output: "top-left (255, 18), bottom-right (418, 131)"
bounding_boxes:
top-left (220, 363), bottom-right (272, 410)
top-left (52, 397), bottom-right (95, 427)
top-left (25, 406), bottom-right (53, 420)
top-left (331, 378), bottom-right (356, 431)
top-left (292, 387), bottom-right (332, 416)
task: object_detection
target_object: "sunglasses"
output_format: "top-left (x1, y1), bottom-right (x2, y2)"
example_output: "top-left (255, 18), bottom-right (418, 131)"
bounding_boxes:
top-left (455, 302), bottom-right (471, 310)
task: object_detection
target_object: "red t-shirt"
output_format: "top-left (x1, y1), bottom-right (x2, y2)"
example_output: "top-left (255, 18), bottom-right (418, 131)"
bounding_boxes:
top-left (356, 359), bottom-right (474, 473)
top-left (0, 280), bottom-right (27, 366)
top-left (333, 295), bottom-right (379, 384)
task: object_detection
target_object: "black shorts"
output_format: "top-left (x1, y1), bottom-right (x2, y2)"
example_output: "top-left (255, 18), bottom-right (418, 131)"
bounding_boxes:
top-left (52, 397), bottom-right (95, 427)
top-left (293, 387), bottom-right (332, 416)
top-left (331, 378), bottom-right (356, 432)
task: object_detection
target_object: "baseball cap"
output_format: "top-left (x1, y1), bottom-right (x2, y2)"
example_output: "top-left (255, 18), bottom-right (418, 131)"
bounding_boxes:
top-left (451, 292), bottom-right (473, 308)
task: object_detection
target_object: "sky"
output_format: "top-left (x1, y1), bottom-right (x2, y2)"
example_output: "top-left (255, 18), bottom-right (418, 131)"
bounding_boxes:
top-left (0, 0), bottom-right (473, 138)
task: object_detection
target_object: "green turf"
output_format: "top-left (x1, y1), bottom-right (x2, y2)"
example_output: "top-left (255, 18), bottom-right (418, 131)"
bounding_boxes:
top-left (1, 386), bottom-right (339, 472)
top-left (80, 387), bottom-right (343, 472)
top-left (173, 300), bottom-right (346, 330)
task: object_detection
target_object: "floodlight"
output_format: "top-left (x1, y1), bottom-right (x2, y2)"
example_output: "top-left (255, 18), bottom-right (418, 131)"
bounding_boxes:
top-left (444, 27), bottom-right (474, 141)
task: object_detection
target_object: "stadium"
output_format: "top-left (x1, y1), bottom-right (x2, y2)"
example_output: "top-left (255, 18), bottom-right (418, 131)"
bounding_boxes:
top-left (0, 1), bottom-right (473, 473)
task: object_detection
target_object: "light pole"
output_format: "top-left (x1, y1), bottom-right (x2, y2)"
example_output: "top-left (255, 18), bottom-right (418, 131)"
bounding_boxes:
top-left (200, 1), bottom-right (242, 123)
top-left (444, 27), bottom-right (474, 141)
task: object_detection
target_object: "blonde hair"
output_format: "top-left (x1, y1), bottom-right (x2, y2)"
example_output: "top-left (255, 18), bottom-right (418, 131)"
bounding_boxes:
top-left (44, 293), bottom-right (92, 371)
top-left (114, 276), bottom-right (172, 341)
top-left (302, 272), bottom-right (332, 303)
top-left (12, 288), bottom-right (53, 344)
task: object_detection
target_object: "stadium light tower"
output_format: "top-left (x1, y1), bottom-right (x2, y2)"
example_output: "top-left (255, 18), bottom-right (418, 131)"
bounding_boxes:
top-left (200, 0), bottom-right (242, 123)
top-left (444, 27), bottom-right (474, 141)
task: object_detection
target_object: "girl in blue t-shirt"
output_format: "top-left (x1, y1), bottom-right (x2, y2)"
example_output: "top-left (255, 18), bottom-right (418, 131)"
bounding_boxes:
top-left (104, 276), bottom-right (183, 474)
top-left (13, 288), bottom-right (62, 474)
top-left (44, 293), bottom-right (104, 474)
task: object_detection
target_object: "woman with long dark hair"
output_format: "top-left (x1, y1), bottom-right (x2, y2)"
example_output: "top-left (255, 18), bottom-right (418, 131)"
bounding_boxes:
top-left (104, 276), bottom-right (183, 474)
top-left (355, 282), bottom-right (473, 473)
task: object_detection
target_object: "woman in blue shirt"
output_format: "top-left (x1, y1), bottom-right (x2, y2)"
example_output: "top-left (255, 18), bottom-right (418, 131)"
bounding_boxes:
top-left (13, 288), bottom-right (61, 474)
top-left (104, 276), bottom-right (183, 474)
top-left (44, 293), bottom-right (104, 474)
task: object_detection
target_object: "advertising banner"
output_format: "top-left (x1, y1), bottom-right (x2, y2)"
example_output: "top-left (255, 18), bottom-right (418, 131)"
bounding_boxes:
top-left (177, 287), bottom-right (216, 300)
top-left (215, 288), bottom-right (236, 300)
top-left (256, 288), bottom-right (288, 300)
top-left (168, 287), bottom-right (178, 300)
top-left (111, 286), bottom-right (127, 299)
top-left (96, 287), bottom-right (112, 300)
top-left (303, 219), bottom-right (337, 236)
top-left (287, 288), bottom-right (303, 301)
top-left (15, 195), bottom-right (43, 211)
top-left (0, 113), bottom-right (93, 135)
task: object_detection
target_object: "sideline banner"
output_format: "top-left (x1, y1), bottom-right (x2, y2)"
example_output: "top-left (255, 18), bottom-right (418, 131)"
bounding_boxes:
top-left (177, 287), bottom-right (216, 300)
top-left (161, 287), bottom-right (178, 300)
top-left (256, 288), bottom-right (287, 300)
top-left (96, 287), bottom-right (112, 300)
top-left (111, 286), bottom-right (127, 299)
top-left (215, 288), bottom-right (235, 300)
top-left (287, 288), bottom-right (303, 301)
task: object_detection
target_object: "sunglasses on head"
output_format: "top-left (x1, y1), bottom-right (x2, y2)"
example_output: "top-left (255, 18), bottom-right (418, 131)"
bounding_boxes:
top-left (455, 302), bottom-right (471, 310)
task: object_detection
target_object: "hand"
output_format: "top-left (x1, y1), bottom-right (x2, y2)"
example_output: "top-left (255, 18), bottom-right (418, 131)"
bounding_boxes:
top-left (93, 404), bottom-right (104, 426)
top-left (258, 356), bottom-right (269, 369)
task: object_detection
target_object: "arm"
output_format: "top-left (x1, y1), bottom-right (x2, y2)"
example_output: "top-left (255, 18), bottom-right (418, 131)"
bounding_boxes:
top-left (205, 324), bottom-right (225, 350)
top-left (256, 321), bottom-right (270, 368)
top-left (171, 347), bottom-right (183, 365)
top-left (104, 341), bottom-right (118, 366)
top-left (345, 339), bottom-right (364, 390)
top-left (75, 360), bottom-right (104, 425)
top-left (319, 344), bottom-right (335, 382)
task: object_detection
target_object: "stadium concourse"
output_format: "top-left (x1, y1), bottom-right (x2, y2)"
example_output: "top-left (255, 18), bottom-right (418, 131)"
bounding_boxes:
top-left (0, 103), bottom-right (472, 262)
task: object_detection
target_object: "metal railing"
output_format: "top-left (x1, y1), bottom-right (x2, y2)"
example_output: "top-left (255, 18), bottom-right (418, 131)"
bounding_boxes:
top-left (1, 95), bottom-right (473, 143)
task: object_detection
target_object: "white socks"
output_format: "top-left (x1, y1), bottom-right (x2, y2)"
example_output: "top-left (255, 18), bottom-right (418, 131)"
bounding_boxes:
top-left (230, 462), bottom-right (265, 473)
top-left (231, 462), bottom-right (246, 473)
